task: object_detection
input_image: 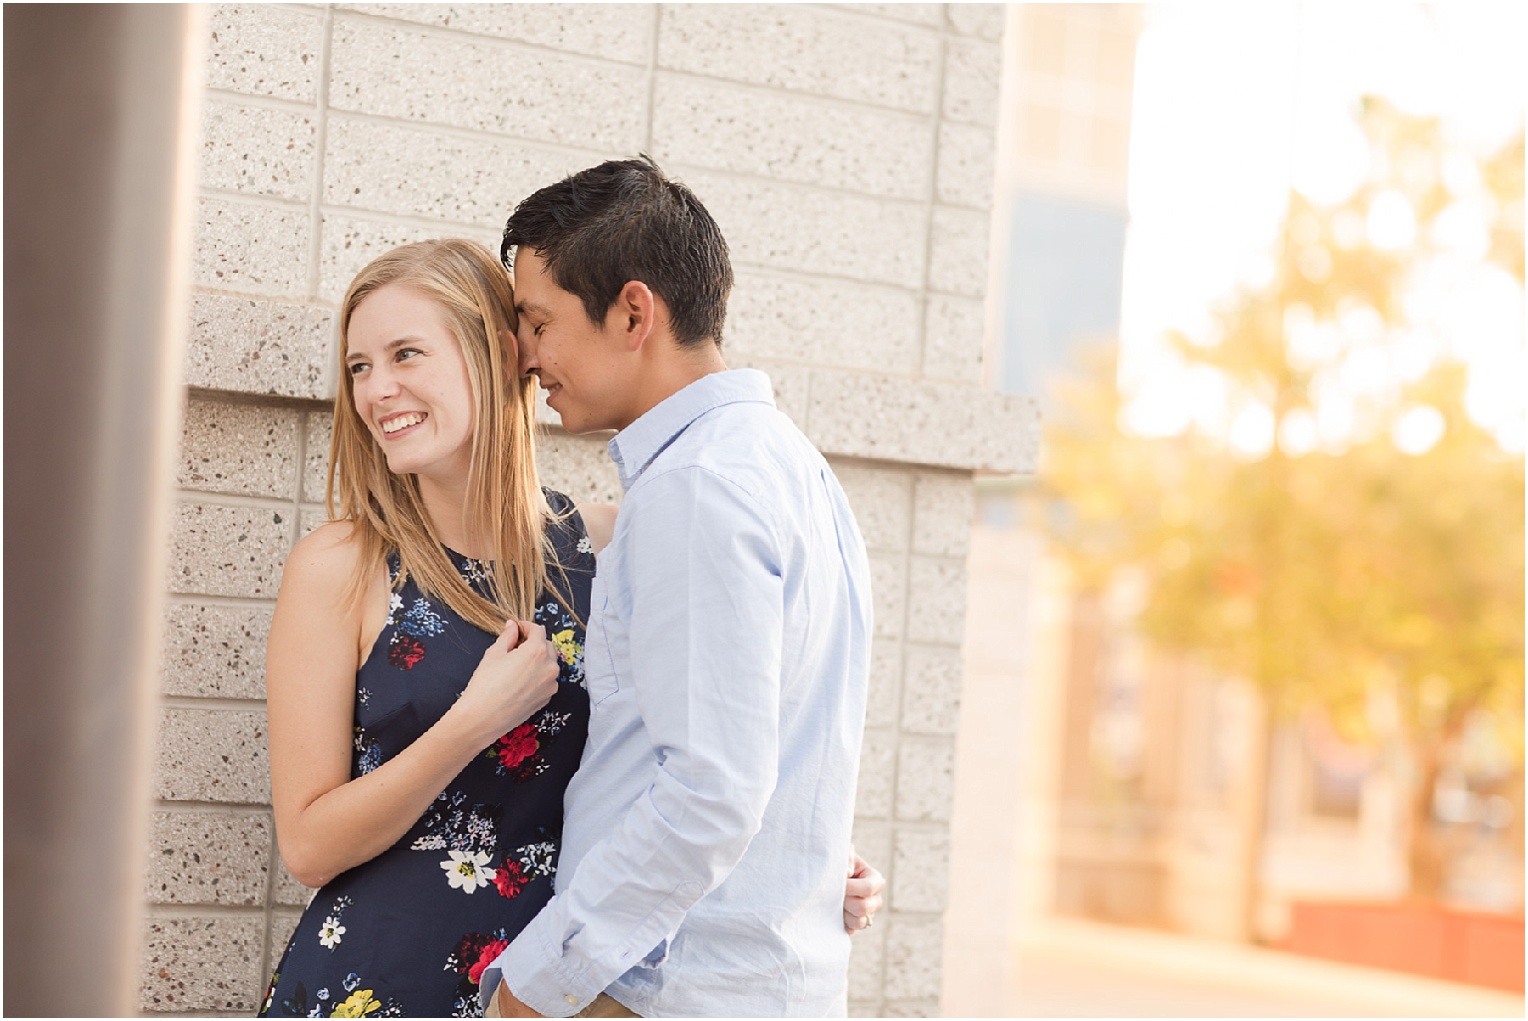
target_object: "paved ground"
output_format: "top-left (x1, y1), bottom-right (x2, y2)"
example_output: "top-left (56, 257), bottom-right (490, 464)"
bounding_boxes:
top-left (1004, 917), bottom-right (1525, 1018)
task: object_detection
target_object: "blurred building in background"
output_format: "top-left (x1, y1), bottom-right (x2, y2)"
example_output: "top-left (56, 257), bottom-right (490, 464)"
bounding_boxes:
top-left (945, 8), bottom-right (1146, 1012)
top-left (946, 4), bottom-right (1523, 1017)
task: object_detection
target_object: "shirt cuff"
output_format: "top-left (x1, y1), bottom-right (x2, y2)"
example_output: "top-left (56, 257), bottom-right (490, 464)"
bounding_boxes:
top-left (482, 910), bottom-right (604, 1017)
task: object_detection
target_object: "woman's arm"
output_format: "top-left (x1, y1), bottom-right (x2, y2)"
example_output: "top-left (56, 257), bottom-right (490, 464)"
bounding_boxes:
top-left (266, 522), bottom-right (562, 888)
top-left (574, 501), bottom-right (618, 556)
top-left (843, 849), bottom-right (885, 934)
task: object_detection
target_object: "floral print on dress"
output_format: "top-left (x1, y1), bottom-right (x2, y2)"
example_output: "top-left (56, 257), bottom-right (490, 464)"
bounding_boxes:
top-left (259, 492), bottom-right (593, 1018)
top-left (492, 839), bottom-right (557, 900)
top-left (439, 837), bottom-right (559, 1010)
top-left (382, 592), bottom-right (447, 671)
top-left (318, 917), bottom-right (345, 950)
top-left (536, 597), bottom-right (586, 688)
top-left (397, 597), bottom-right (447, 638)
top-left (317, 896), bottom-right (352, 951)
top-left (460, 556), bottom-right (493, 588)
top-left (269, 969), bottom-right (402, 1018)
top-left (443, 928), bottom-right (512, 1016)
top-left (329, 987), bottom-right (385, 1017)
top-left (411, 790), bottom-right (501, 855)
top-left (440, 850), bottom-right (496, 894)
top-left (550, 628), bottom-right (581, 671)
top-left (386, 633), bottom-right (426, 670)
top-left (272, 977), bottom-right (313, 1017)
top-left (488, 709), bottom-right (571, 781)
top-left (353, 727), bottom-right (382, 776)
top-left (262, 969), bottom-right (280, 1015)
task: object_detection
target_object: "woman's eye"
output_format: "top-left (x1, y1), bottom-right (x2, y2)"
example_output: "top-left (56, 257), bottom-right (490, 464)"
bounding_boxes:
top-left (348, 362), bottom-right (368, 376)
top-left (396, 346), bottom-right (422, 361)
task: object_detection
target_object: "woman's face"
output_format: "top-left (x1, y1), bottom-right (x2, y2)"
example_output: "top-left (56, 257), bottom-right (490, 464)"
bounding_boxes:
top-left (345, 282), bottom-right (476, 482)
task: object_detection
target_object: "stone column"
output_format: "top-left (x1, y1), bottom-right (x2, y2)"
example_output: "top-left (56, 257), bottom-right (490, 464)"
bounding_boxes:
top-left (4, 5), bottom-right (203, 1015)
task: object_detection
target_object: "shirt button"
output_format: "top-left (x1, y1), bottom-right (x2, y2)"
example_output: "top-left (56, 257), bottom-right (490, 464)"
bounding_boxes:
top-left (564, 994), bottom-right (578, 1005)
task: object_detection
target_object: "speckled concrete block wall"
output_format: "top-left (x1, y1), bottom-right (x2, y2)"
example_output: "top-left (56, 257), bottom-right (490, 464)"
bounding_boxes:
top-left (149, 5), bottom-right (1035, 1016)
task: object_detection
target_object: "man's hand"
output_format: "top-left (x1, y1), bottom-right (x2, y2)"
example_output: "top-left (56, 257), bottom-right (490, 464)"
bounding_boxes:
top-left (491, 982), bottom-right (544, 1018)
top-left (843, 850), bottom-right (885, 934)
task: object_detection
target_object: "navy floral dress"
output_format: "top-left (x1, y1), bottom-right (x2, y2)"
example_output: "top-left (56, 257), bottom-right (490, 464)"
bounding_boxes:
top-left (260, 492), bottom-right (594, 1018)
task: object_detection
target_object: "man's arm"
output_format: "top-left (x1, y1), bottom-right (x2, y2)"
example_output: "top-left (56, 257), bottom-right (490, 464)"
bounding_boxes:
top-left (486, 466), bottom-right (785, 1016)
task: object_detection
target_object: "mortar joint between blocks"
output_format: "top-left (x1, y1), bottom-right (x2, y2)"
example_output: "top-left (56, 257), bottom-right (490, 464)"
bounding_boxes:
top-left (915, 16), bottom-right (953, 379)
top-left (644, 5), bottom-right (662, 152)
top-left (331, 6), bottom-right (652, 71)
top-left (292, 407), bottom-right (311, 550)
top-left (258, 806), bottom-right (281, 994)
top-left (305, 6), bottom-right (336, 304)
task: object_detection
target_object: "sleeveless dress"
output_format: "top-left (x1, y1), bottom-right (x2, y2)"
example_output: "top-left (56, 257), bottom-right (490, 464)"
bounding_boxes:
top-left (260, 492), bottom-right (594, 1018)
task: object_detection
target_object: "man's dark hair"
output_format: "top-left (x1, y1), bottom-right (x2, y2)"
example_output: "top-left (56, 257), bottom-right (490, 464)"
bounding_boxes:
top-left (501, 156), bottom-right (733, 348)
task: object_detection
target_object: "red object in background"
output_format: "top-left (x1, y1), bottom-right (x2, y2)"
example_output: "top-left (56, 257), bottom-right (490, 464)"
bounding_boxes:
top-left (1284, 900), bottom-right (1525, 993)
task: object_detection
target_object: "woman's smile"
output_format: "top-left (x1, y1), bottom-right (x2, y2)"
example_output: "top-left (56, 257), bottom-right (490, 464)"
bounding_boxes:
top-left (379, 411), bottom-right (428, 437)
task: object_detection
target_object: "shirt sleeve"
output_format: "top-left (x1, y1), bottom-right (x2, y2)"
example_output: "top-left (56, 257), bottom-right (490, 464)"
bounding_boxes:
top-left (484, 465), bottom-right (785, 1016)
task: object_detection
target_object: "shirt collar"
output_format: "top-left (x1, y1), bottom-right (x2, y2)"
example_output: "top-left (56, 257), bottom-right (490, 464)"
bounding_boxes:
top-left (608, 368), bottom-right (776, 491)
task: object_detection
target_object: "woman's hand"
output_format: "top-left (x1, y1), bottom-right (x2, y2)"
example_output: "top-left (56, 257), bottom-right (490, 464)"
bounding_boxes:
top-left (453, 619), bottom-right (560, 748)
top-left (843, 849), bottom-right (885, 934)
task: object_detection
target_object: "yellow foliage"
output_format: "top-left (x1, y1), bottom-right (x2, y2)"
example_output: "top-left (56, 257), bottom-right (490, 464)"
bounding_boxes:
top-left (1042, 102), bottom-right (1525, 768)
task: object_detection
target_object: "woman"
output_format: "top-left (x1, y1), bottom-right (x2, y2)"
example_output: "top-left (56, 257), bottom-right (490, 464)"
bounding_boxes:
top-left (259, 238), bottom-right (596, 1017)
top-left (259, 240), bottom-right (879, 1018)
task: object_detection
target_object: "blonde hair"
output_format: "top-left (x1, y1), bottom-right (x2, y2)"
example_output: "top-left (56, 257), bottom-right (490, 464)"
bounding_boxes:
top-left (329, 239), bottom-right (551, 632)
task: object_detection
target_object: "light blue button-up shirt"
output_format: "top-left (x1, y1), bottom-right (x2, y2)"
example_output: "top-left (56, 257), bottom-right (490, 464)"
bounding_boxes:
top-left (483, 368), bottom-right (872, 1017)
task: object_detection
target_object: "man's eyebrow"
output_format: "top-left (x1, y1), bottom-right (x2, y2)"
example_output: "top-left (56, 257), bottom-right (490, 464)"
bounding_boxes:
top-left (514, 299), bottom-right (550, 318)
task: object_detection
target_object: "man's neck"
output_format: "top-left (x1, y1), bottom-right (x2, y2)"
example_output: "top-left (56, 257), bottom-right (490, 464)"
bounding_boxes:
top-left (620, 341), bottom-right (728, 430)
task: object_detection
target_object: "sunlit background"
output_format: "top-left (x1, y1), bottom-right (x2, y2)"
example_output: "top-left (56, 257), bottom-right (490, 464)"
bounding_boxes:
top-left (946, 3), bottom-right (1525, 1015)
top-left (1121, 3), bottom-right (1523, 453)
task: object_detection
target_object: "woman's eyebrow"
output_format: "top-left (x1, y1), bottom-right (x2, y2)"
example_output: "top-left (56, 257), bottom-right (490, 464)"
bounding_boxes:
top-left (347, 335), bottom-right (426, 363)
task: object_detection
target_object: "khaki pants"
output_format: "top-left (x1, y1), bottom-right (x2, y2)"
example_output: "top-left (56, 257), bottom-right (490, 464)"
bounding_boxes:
top-left (485, 988), bottom-right (640, 1019)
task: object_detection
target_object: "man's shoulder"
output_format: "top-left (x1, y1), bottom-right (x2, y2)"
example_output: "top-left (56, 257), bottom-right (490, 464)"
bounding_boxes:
top-left (667, 400), bottom-right (820, 477)
top-left (622, 405), bottom-right (810, 523)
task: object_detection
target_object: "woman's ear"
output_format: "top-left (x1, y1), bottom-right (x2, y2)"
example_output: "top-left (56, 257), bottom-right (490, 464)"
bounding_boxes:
top-left (499, 326), bottom-right (521, 374)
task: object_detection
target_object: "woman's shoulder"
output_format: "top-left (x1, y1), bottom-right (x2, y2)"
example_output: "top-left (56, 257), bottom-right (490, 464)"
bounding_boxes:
top-left (291, 518), bottom-right (362, 558)
top-left (281, 520), bottom-right (372, 591)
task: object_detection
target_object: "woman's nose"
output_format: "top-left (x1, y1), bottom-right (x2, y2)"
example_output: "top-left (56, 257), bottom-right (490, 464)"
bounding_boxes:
top-left (369, 365), bottom-right (402, 398)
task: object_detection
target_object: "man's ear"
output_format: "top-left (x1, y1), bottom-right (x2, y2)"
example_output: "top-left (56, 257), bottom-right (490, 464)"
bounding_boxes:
top-left (614, 280), bottom-right (657, 352)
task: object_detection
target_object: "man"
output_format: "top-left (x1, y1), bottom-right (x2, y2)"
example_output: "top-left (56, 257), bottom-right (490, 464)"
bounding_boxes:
top-left (481, 157), bottom-right (874, 1017)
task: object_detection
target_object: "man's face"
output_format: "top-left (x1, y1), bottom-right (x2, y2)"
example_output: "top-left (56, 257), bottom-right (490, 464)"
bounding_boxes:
top-left (512, 248), bottom-right (633, 434)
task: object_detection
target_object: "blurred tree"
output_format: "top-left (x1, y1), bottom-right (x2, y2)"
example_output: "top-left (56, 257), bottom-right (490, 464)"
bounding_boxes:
top-left (1043, 99), bottom-right (1525, 909)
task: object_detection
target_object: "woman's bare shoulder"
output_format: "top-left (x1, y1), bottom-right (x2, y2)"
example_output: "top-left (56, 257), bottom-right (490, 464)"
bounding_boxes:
top-left (281, 520), bottom-right (368, 590)
top-left (573, 501), bottom-right (618, 556)
top-left (270, 520), bottom-right (386, 661)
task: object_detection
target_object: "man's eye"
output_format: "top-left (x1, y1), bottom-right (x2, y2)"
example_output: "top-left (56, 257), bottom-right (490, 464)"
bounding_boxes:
top-left (533, 324), bottom-right (546, 337)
